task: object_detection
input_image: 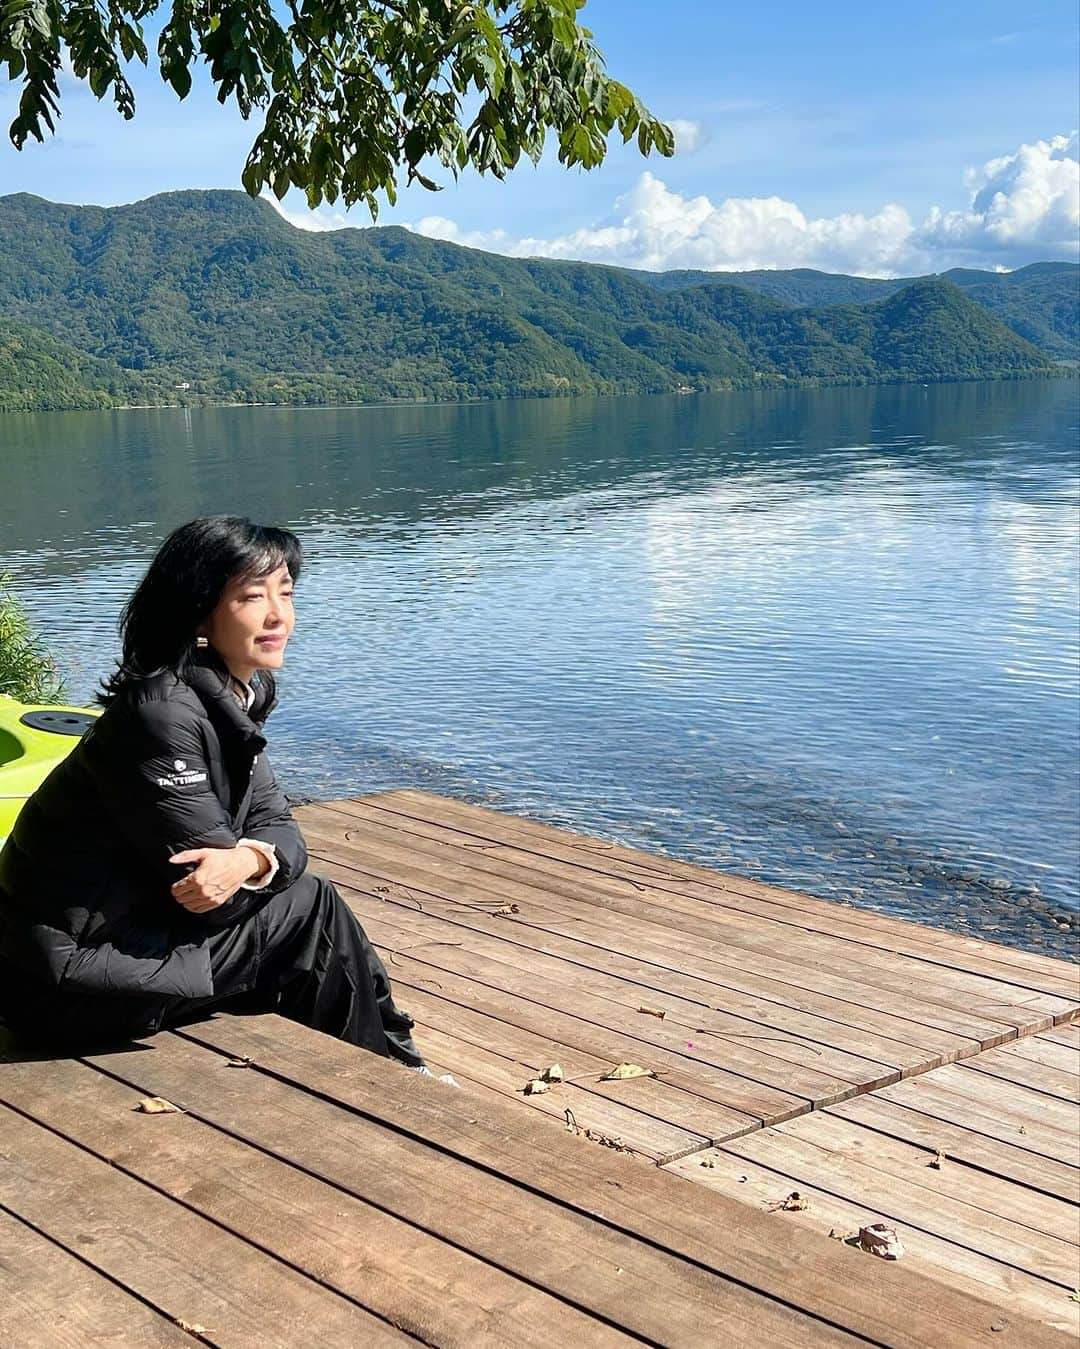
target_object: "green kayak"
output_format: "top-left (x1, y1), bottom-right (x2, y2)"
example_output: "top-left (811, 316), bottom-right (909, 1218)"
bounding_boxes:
top-left (0, 694), bottom-right (100, 845)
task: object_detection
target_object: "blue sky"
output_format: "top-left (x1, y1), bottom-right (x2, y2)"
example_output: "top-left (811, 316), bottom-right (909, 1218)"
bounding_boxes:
top-left (1, 0), bottom-right (1077, 275)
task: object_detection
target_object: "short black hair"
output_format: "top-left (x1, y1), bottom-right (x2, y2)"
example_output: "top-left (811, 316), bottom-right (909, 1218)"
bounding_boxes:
top-left (98, 516), bottom-right (302, 705)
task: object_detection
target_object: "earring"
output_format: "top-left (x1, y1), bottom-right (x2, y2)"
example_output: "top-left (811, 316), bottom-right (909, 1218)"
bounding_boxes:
top-left (195, 636), bottom-right (209, 649)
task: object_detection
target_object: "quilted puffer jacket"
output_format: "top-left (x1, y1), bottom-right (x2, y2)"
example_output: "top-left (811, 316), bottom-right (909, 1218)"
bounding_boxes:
top-left (0, 650), bottom-right (307, 1000)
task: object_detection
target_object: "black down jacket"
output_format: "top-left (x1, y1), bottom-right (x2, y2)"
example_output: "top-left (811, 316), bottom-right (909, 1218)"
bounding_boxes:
top-left (0, 652), bottom-right (307, 1000)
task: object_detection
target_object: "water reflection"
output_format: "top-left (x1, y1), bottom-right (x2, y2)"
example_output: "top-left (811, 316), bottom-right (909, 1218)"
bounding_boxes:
top-left (1, 379), bottom-right (1077, 942)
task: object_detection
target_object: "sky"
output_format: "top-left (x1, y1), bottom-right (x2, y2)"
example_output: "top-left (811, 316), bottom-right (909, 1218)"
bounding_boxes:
top-left (1, 0), bottom-right (1077, 277)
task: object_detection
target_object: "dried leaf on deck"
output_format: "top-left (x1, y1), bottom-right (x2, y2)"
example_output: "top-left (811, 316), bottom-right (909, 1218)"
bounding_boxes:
top-left (637, 1005), bottom-right (666, 1020)
top-left (584, 1127), bottom-right (630, 1151)
top-left (928, 1149), bottom-right (946, 1169)
top-left (493, 903), bottom-right (520, 917)
top-left (698, 1155), bottom-right (716, 1168)
top-left (225, 1056), bottom-right (252, 1069)
top-left (174, 1319), bottom-right (211, 1335)
top-left (134, 1096), bottom-right (184, 1114)
top-left (540, 1063), bottom-right (564, 1083)
top-left (769, 1191), bottom-right (809, 1212)
top-left (858, 1222), bottom-right (905, 1260)
top-left (600, 1062), bottom-right (655, 1081)
top-left (523, 1078), bottom-right (551, 1096)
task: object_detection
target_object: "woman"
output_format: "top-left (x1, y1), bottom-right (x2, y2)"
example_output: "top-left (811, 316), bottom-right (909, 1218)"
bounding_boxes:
top-left (0, 516), bottom-right (428, 1067)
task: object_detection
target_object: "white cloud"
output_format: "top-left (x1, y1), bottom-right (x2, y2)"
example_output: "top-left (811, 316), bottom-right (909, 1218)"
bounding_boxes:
top-left (261, 192), bottom-right (351, 233)
top-left (406, 132), bottom-right (1079, 277)
top-left (667, 119), bottom-right (708, 155)
top-left (914, 132), bottom-right (1079, 267)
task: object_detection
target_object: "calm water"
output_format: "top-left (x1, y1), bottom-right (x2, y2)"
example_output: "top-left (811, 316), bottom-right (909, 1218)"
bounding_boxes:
top-left (1, 381), bottom-right (1078, 945)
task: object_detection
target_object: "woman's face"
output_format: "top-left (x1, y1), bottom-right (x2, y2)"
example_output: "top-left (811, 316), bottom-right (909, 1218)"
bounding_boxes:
top-left (198, 563), bottom-right (296, 683)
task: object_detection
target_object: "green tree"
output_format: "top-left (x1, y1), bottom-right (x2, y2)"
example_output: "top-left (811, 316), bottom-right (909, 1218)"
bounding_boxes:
top-left (1, 0), bottom-right (673, 214)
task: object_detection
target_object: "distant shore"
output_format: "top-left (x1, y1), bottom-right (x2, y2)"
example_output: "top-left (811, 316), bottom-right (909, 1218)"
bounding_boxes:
top-left (3, 364), bottom-right (1074, 418)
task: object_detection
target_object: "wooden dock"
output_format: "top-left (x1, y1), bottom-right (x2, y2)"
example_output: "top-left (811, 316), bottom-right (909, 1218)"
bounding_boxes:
top-left (2, 788), bottom-right (1077, 1346)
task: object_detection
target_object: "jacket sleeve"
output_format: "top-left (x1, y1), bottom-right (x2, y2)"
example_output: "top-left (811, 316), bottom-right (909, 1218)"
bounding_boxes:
top-left (104, 696), bottom-right (240, 883)
top-left (236, 751), bottom-right (308, 895)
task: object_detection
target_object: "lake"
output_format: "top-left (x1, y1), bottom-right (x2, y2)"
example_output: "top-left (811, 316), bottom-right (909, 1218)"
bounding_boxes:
top-left (1, 379), bottom-right (1077, 953)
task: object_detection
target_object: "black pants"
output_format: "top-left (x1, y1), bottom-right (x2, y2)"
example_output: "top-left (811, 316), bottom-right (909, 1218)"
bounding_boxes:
top-left (0, 873), bottom-right (424, 1065)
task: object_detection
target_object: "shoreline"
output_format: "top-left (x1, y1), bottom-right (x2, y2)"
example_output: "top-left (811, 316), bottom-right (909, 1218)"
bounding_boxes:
top-left (2, 365), bottom-right (1075, 418)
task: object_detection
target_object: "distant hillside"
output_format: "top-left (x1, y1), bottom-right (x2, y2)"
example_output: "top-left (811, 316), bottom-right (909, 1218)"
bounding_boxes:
top-left (634, 261), bottom-right (1080, 360)
top-left (0, 319), bottom-right (134, 412)
top-left (0, 190), bottom-right (1065, 412)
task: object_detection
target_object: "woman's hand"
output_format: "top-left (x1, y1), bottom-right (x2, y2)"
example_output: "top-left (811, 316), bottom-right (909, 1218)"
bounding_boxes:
top-left (169, 845), bottom-right (268, 913)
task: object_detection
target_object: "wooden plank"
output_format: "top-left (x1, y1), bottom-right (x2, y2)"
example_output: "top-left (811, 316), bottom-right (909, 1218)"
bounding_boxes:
top-left (0, 1209), bottom-right (194, 1349)
top-left (308, 804), bottom-right (1080, 1009)
top-left (308, 847), bottom-right (983, 1071)
top-left (356, 793), bottom-right (1069, 981)
top-left (997, 1036), bottom-right (1080, 1073)
top-left (719, 1128), bottom-right (1079, 1288)
top-left (376, 790), bottom-right (1078, 986)
top-left (765, 1110), bottom-right (1079, 1244)
top-left (174, 1013), bottom-right (1070, 1349)
top-left (916, 1065), bottom-right (1080, 1136)
top-left (350, 893), bottom-right (889, 1105)
top-left (403, 983), bottom-right (729, 1158)
top-left (414, 1021), bottom-right (711, 1163)
top-left (965, 1048), bottom-right (1080, 1103)
top-left (71, 1030), bottom-right (854, 1348)
top-left (826, 1096), bottom-right (1080, 1205)
top-left (0, 1103), bottom-right (415, 1347)
top-left (356, 793), bottom-right (1080, 993)
top-left (378, 949), bottom-right (808, 1126)
top-left (348, 885), bottom-right (903, 1094)
top-left (0, 1055), bottom-right (648, 1347)
top-left (1042, 1022), bottom-right (1080, 1047)
top-left (872, 1079), bottom-right (1080, 1166)
top-left (663, 1148), bottom-right (1079, 1337)
top-left (301, 817), bottom-right (1033, 1047)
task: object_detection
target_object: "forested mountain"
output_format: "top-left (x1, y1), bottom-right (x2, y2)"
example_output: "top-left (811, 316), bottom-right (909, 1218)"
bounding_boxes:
top-left (640, 260), bottom-right (1079, 361)
top-left (0, 190), bottom-right (1068, 412)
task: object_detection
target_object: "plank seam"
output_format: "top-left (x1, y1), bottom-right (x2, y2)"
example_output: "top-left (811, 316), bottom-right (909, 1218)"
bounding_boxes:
top-left (0, 1094), bottom-right (437, 1349)
top-left (306, 840), bottom-right (998, 1067)
top-left (343, 796), bottom-right (1079, 994)
top-left (0, 1199), bottom-right (213, 1347)
top-left (168, 1027), bottom-right (889, 1348)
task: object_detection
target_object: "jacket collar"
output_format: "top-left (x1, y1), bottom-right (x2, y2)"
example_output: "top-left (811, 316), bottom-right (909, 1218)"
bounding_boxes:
top-left (184, 649), bottom-right (276, 751)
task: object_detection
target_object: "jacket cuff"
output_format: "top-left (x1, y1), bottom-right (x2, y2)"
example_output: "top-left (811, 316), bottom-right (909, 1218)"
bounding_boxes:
top-left (237, 838), bottom-right (279, 891)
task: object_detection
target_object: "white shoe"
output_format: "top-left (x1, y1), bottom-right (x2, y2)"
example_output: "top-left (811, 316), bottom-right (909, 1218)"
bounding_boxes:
top-left (412, 1064), bottom-right (460, 1087)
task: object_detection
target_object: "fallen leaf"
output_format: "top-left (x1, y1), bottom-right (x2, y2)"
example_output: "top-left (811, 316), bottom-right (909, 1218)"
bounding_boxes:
top-left (698, 1155), bottom-right (716, 1169)
top-left (637, 1005), bottom-right (667, 1020)
top-left (600, 1062), bottom-right (655, 1081)
top-left (540, 1063), bottom-right (564, 1083)
top-left (523, 1078), bottom-right (551, 1096)
top-left (225, 1056), bottom-right (252, 1069)
top-left (928, 1149), bottom-right (946, 1169)
top-left (1018, 1124), bottom-right (1027, 1135)
top-left (858, 1222), bottom-right (905, 1260)
top-left (493, 903), bottom-right (520, 917)
top-left (134, 1097), bottom-right (184, 1114)
top-left (564, 1108), bottom-right (579, 1133)
top-left (174, 1320), bottom-right (210, 1336)
top-left (770, 1191), bottom-right (809, 1212)
top-left (1068, 1289), bottom-right (1080, 1305)
top-left (990, 1318), bottom-right (1009, 1333)
top-left (584, 1128), bottom-right (630, 1152)
top-left (828, 1228), bottom-right (859, 1243)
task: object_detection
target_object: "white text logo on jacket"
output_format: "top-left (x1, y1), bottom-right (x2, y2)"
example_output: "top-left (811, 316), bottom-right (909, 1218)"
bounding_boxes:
top-left (157, 757), bottom-right (209, 788)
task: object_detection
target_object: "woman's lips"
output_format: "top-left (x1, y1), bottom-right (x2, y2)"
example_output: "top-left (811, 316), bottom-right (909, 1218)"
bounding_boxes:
top-left (256, 636), bottom-right (286, 647)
